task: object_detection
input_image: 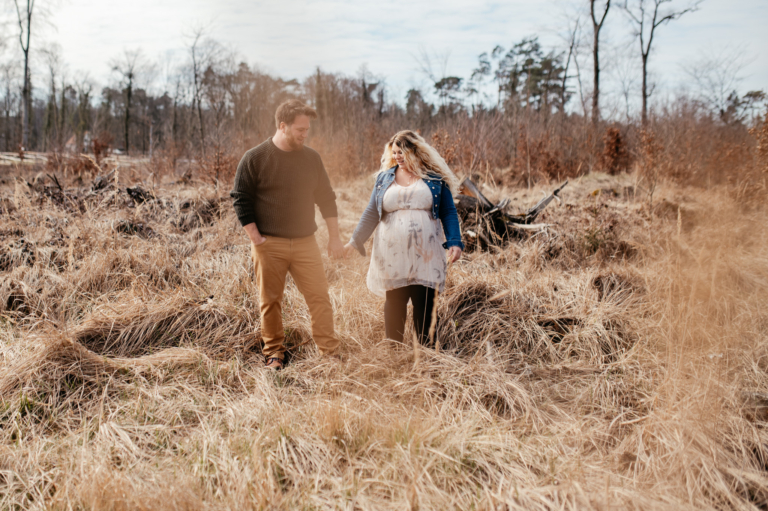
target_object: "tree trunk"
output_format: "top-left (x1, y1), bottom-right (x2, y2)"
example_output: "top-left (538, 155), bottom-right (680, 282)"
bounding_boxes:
top-left (125, 78), bottom-right (132, 152)
top-left (17, 0), bottom-right (33, 150)
top-left (59, 85), bottom-right (66, 149)
top-left (590, 0), bottom-right (610, 126)
top-left (4, 107), bottom-right (9, 152)
top-left (592, 29), bottom-right (600, 124)
top-left (560, 27), bottom-right (576, 115)
top-left (196, 96), bottom-right (205, 154)
top-left (21, 51), bottom-right (30, 149)
top-left (641, 54), bottom-right (648, 126)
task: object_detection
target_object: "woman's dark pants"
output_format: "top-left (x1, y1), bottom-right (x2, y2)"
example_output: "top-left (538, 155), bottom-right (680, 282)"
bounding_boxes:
top-left (384, 284), bottom-right (437, 347)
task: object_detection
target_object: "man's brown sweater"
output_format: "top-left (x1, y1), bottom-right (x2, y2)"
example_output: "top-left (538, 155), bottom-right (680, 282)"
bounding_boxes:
top-left (230, 138), bottom-right (337, 239)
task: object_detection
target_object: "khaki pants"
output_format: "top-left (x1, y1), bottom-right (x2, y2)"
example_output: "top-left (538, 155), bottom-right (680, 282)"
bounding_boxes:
top-left (251, 235), bottom-right (338, 360)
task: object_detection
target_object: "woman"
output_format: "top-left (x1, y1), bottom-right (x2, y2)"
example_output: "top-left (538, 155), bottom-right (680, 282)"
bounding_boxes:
top-left (344, 130), bottom-right (464, 346)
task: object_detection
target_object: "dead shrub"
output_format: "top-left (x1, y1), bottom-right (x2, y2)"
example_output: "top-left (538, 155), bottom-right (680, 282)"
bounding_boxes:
top-left (92, 131), bottom-right (114, 168)
top-left (601, 126), bottom-right (630, 175)
top-left (638, 129), bottom-right (663, 208)
top-left (749, 110), bottom-right (768, 174)
top-left (431, 129), bottom-right (461, 168)
top-left (198, 144), bottom-right (238, 186)
top-left (515, 129), bottom-right (564, 183)
top-left (311, 137), bottom-right (361, 181)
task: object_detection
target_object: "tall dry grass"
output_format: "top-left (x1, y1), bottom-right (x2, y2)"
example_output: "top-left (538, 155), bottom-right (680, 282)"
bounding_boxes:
top-left (0, 166), bottom-right (766, 510)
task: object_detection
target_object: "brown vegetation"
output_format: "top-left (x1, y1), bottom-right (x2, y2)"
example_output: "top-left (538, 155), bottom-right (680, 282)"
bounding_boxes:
top-left (0, 136), bottom-right (766, 508)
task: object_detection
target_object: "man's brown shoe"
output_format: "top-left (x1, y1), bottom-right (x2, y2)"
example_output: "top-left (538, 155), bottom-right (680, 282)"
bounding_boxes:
top-left (265, 357), bottom-right (284, 370)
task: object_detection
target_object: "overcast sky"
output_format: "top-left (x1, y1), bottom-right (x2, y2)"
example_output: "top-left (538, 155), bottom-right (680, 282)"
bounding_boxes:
top-left (6, 0), bottom-right (768, 112)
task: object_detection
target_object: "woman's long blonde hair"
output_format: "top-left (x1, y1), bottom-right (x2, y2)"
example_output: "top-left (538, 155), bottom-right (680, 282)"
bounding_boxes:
top-left (379, 130), bottom-right (460, 194)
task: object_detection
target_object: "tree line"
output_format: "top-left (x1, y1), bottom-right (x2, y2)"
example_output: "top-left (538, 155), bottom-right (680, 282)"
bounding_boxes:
top-left (0, 0), bottom-right (765, 185)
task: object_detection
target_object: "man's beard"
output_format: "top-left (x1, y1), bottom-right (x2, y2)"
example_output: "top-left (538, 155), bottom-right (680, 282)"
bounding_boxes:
top-left (285, 130), bottom-right (304, 150)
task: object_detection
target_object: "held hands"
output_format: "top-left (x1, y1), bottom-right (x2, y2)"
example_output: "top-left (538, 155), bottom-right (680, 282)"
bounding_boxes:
top-left (327, 237), bottom-right (345, 259)
top-left (330, 240), bottom-right (360, 260)
top-left (343, 243), bottom-right (357, 259)
top-left (447, 246), bottom-right (462, 264)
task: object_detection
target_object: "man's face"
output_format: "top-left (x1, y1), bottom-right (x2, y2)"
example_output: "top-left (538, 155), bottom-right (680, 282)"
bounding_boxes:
top-left (281, 115), bottom-right (311, 150)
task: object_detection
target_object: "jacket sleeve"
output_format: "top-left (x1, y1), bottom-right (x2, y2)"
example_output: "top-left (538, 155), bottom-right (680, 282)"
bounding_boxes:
top-left (348, 177), bottom-right (382, 256)
top-left (438, 183), bottom-right (465, 251)
top-left (230, 152), bottom-right (258, 227)
top-left (313, 156), bottom-right (338, 218)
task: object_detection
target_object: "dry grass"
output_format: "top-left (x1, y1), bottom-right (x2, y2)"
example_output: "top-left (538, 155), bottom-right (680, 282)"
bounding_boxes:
top-left (0, 167), bottom-right (766, 510)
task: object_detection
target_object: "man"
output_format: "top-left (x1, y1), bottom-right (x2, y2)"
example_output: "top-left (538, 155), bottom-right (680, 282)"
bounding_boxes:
top-left (231, 99), bottom-right (344, 370)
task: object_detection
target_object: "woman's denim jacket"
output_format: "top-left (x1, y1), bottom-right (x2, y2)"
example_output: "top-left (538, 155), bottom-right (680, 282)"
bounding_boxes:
top-left (349, 166), bottom-right (465, 256)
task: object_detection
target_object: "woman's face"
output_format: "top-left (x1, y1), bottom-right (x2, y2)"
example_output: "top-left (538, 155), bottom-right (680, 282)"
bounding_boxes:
top-left (392, 144), bottom-right (409, 170)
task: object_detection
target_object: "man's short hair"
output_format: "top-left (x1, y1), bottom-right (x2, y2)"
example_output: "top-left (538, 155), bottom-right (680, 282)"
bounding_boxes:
top-left (275, 100), bottom-right (318, 128)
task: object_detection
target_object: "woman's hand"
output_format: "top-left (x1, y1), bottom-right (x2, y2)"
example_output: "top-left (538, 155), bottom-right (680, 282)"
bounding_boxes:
top-left (343, 243), bottom-right (358, 258)
top-left (447, 246), bottom-right (462, 264)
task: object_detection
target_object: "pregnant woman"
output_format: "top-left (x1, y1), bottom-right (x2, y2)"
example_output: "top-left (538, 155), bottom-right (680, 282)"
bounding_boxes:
top-left (344, 130), bottom-right (464, 346)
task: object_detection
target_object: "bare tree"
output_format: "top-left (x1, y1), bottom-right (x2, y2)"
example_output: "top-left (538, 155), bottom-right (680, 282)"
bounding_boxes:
top-left (590, 0), bottom-right (611, 124)
top-left (73, 74), bottom-right (93, 152)
top-left (0, 17), bottom-right (9, 53)
top-left (40, 43), bottom-right (65, 150)
top-left (187, 26), bottom-right (223, 157)
top-left (559, 16), bottom-right (582, 115)
top-left (1, 61), bottom-right (19, 151)
top-left (111, 48), bottom-right (149, 153)
top-left (414, 47), bottom-right (458, 108)
top-left (683, 46), bottom-right (748, 119)
top-left (13, 0), bottom-right (34, 149)
top-left (189, 28), bottom-right (206, 156)
top-left (158, 52), bottom-right (184, 162)
top-left (571, 48), bottom-right (590, 117)
top-left (622, 0), bottom-right (701, 125)
top-left (613, 48), bottom-right (638, 122)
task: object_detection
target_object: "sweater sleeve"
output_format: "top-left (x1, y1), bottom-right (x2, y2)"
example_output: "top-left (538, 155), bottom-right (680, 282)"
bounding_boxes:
top-left (230, 151), bottom-right (258, 227)
top-left (348, 177), bottom-right (381, 257)
top-left (313, 156), bottom-right (338, 218)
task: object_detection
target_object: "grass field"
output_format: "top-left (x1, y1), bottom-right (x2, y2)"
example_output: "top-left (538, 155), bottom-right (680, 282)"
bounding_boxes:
top-left (0, 165), bottom-right (766, 510)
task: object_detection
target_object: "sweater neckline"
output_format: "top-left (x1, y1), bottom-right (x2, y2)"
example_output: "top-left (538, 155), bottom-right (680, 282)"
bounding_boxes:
top-left (269, 137), bottom-right (305, 156)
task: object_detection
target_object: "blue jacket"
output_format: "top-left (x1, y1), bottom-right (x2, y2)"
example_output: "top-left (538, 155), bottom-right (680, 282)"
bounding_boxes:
top-left (349, 166), bottom-right (465, 256)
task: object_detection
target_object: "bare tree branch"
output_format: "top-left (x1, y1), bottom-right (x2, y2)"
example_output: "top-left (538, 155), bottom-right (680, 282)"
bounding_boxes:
top-left (110, 48), bottom-right (151, 153)
top-left (590, 0), bottom-right (611, 123)
top-left (622, 0), bottom-right (702, 125)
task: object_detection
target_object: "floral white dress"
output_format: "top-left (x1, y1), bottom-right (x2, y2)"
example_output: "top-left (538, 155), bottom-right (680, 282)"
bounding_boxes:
top-left (367, 179), bottom-right (447, 297)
